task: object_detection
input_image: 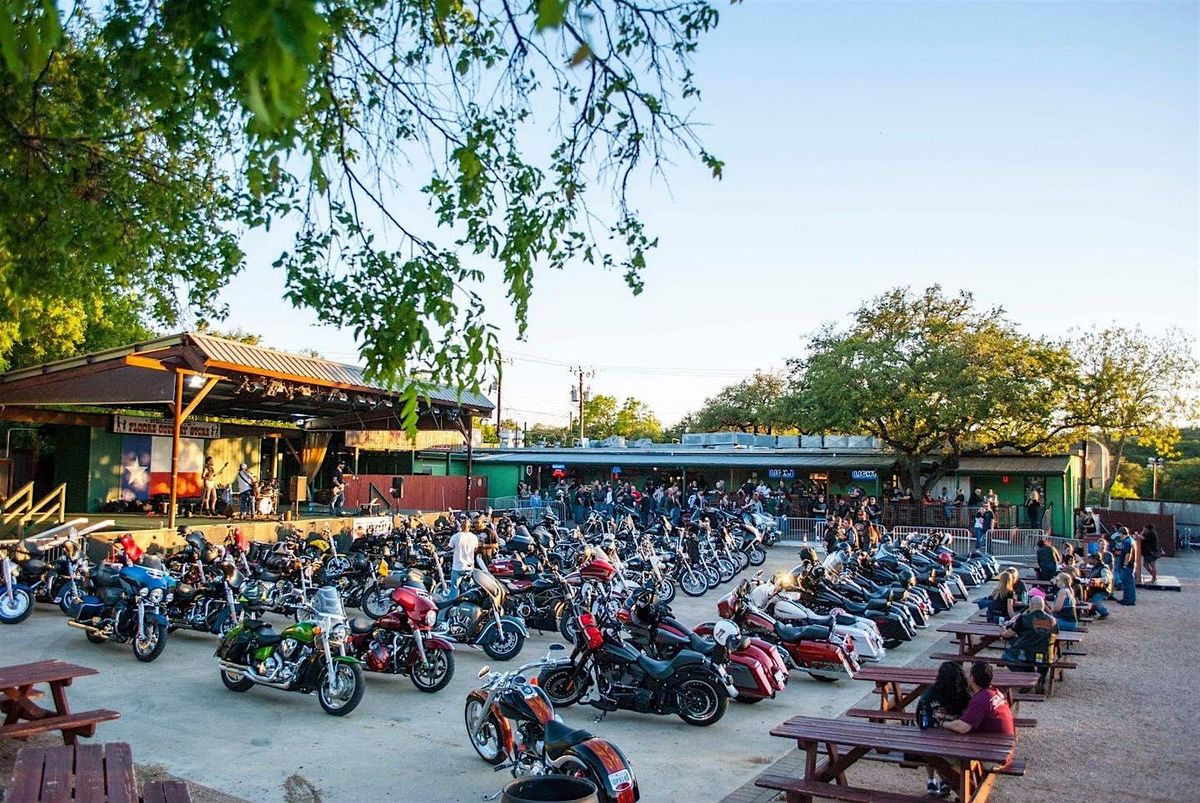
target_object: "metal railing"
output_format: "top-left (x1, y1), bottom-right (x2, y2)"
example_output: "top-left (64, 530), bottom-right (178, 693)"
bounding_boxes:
top-left (479, 496), bottom-right (569, 523)
top-left (2, 482), bottom-right (68, 535)
top-left (776, 517), bottom-right (829, 546)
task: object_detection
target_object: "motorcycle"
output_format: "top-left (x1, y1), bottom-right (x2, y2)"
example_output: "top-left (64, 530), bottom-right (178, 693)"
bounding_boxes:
top-left (345, 584), bottom-right (456, 692)
top-left (215, 586), bottom-right (366, 716)
top-left (436, 568), bottom-right (528, 661)
top-left (166, 562), bottom-right (246, 637)
top-left (752, 572), bottom-right (887, 663)
top-left (537, 609), bottom-right (734, 727)
top-left (708, 579), bottom-right (859, 683)
top-left (466, 644), bottom-right (639, 803)
top-left (67, 544), bottom-right (176, 661)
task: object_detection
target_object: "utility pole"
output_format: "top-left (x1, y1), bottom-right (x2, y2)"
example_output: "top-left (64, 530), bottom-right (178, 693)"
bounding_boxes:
top-left (494, 354), bottom-right (513, 429)
top-left (569, 366), bottom-right (594, 445)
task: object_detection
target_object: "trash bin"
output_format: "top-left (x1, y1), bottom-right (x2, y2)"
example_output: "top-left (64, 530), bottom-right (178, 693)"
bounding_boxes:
top-left (501, 776), bottom-right (599, 803)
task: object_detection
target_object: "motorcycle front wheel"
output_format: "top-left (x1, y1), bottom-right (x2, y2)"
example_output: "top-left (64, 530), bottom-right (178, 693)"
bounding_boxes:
top-left (748, 546), bottom-right (767, 566)
top-left (463, 697), bottom-right (506, 765)
top-left (482, 629), bottom-right (524, 661)
top-left (360, 588), bottom-right (392, 620)
top-left (318, 663), bottom-right (365, 716)
top-left (411, 649), bottom-right (455, 693)
top-left (537, 666), bottom-right (587, 707)
top-left (58, 581), bottom-right (84, 617)
top-left (716, 559), bottom-right (735, 584)
top-left (558, 613), bottom-right (579, 643)
top-left (680, 570), bottom-right (707, 598)
top-left (675, 676), bottom-right (728, 726)
top-left (703, 566), bottom-right (720, 589)
top-left (132, 623), bottom-right (168, 662)
top-left (657, 578), bottom-right (676, 605)
top-left (0, 588), bottom-right (33, 624)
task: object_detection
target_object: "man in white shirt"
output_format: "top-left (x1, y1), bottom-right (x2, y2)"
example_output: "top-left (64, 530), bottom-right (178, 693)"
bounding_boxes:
top-left (448, 520), bottom-right (479, 592)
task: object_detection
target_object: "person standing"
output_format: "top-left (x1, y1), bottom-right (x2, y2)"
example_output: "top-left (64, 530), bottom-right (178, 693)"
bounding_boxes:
top-left (1035, 536), bottom-right (1060, 581)
top-left (1026, 490), bottom-right (1042, 529)
top-left (201, 456), bottom-right (217, 516)
top-left (234, 463), bottom-right (255, 518)
top-left (1116, 526), bottom-right (1137, 605)
top-left (973, 507), bottom-right (987, 552)
top-left (448, 519), bottom-right (479, 591)
top-left (330, 461), bottom-right (347, 517)
top-left (1140, 524), bottom-right (1161, 584)
top-left (980, 502), bottom-right (995, 552)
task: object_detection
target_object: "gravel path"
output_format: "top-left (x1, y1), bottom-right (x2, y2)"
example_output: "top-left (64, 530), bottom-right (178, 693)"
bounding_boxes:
top-left (726, 552), bottom-right (1200, 802)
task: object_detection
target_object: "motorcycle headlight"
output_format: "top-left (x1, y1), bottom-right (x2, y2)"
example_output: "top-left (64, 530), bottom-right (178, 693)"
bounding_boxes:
top-left (424, 610), bottom-right (437, 626)
top-left (329, 623), bottom-right (348, 644)
top-left (149, 588), bottom-right (164, 603)
top-left (139, 587), bottom-right (149, 597)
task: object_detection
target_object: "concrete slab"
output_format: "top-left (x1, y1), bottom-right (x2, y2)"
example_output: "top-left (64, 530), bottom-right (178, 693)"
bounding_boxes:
top-left (2, 549), bottom-right (980, 802)
top-left (1136, 575), bottom-right (1181, 591)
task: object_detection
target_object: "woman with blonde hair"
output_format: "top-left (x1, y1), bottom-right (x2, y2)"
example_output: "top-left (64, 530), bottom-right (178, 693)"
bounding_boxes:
top-left (1049, 571), bottom-right (1078, 631)
top-left (988, 571), bottom-right (1016, 624)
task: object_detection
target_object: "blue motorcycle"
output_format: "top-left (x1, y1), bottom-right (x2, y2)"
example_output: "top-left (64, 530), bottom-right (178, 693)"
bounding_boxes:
top-left (68, 555), bottom-right (176, 662)
top-left (1, 540), bottom-right (35, 624)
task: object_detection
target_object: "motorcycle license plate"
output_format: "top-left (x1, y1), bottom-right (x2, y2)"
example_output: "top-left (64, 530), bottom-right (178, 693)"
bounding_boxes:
top-left (608, 769), bottom-right (633, 791)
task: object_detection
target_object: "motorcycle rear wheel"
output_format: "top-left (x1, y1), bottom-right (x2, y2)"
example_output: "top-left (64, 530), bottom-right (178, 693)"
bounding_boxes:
top-left (716, 559), bottom-right (735, 584)
top-left (680, 570), bottom-right (707, 597)
top-left (675, 676), bottom-right (728, 726)
top-left (0, 588), bottom-right (33, 624)
top-left (221, 668), bottom-right (255, 692)
top-left (463, 697), bottom-right (506, 765)
top-left (132, 623), bottom-right (168, 662)
top-left (748, 546), bottom-right (767, 566)
top-left (318, 663), bottom-right (365, 716)
top-left (411, 649), bottom-right (455, 693)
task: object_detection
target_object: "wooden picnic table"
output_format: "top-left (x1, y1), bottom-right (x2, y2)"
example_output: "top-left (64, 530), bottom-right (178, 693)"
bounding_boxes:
top-left (10, 742), bottom-right (191, 802)
top-left (0, 660), bottom-right (119, 745)
top-left (854, 665), bottom-right (1039, 716)
top-left (757, 714), bottom-right (1019, 803)
top-left (937, 622), bottom-right (1084, 659)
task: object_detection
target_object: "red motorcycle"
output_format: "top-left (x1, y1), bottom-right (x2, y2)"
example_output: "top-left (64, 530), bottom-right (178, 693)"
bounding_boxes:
top-left (617, 590), bottom-right (787, 704)
top-left (466, 645), bottom-right (639, 803)
top-left (700, 579), bottom-right (860, 683)
top-left (345, 584), bottom-right (456, 692)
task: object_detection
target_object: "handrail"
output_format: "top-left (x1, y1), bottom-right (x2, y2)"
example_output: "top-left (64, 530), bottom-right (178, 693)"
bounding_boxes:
top-left (1, 482), bottom-right (35, 524)
top-left (1, 481), bottom-right (68, 535)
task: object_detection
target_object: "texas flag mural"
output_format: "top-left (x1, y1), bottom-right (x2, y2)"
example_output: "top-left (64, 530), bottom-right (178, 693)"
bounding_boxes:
top-left (120, 435), bottom-right (205, 500)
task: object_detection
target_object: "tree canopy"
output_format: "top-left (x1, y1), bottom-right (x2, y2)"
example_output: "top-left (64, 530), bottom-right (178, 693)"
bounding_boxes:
top-left (582, 393), bottom-right (661, 441)
top-left (688, 371), bottom-right (790, 434)
top-left (788, 286), bottom-right (1075, 492)
top-left (0, 0), bottom-right (726, 426)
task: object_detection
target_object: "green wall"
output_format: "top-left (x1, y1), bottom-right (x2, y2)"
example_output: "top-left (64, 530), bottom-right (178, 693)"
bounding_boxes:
top-left (448, 460), bottom-right (521, 498)
top-left (53, 427), bottom-right (91, 511)
top-left (413, 455), bottom-right (449, 476)
top-left (86, 429), bottom-right (124, 511)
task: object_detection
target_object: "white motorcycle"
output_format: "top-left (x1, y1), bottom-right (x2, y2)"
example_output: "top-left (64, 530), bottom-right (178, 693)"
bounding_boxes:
top-left (750, 574), bottom-right (887, 663)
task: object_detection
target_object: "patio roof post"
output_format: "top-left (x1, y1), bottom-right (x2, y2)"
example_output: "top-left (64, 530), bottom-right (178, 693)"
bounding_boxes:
top-left (168, 370), bottom-right (184, 530)
top-left (465, 415), bottom-right (474, 510)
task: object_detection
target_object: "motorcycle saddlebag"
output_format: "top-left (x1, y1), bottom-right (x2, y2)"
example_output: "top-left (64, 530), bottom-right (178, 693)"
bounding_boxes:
top-left (215, 626), bottom-right (255, 664)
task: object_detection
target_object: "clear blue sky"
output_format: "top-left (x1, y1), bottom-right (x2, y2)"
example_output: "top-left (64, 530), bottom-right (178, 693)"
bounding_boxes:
top-left (219, 0), bottom-right (1200, 427)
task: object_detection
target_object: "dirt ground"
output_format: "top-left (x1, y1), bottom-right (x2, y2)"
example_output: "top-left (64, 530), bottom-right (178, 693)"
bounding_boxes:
top-left (726, 552), bottom-right (1200, 802)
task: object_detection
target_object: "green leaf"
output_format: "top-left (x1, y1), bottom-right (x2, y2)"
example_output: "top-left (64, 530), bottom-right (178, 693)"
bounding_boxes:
top-left (535, 0), bottom-right (569, 31)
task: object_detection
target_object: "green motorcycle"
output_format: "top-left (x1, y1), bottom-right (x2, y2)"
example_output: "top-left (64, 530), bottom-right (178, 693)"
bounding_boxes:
top-left (214, 586), bottom-right (365, 716)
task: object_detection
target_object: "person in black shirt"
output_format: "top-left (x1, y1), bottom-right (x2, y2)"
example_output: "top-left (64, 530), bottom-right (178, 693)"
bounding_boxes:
top-left (330, 461), bottom-right (346, 517)
top-left (1035, 537), bottom-right (1060, 581)
top-left (915, 662), bottom-right (972, 797)
top-left (1141, 525), bottom-right (1161, 583)
top-left (1001, 595), bottom-right (1059, 692)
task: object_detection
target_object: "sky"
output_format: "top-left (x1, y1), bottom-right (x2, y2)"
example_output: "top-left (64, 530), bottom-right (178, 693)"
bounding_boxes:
top-left (216, 0), bottom-right (1200, 428)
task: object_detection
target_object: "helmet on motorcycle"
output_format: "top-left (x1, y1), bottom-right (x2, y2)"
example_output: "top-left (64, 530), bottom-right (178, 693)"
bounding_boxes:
top-left (629, 588), bottom-right (658, 627)
top-left (797, 546), bottom-right (819, 565)
top-left (712, 619), bottom-right (744, 649)
top-left (898, 568), bottom-right (915, 587)
top-left (937, 552), bottom-right (952, 566)
top-left (351, 551), bottom-right (371, 572)
top-left (811, 565), bottom-right (826, 581)
top-left (838, 540), bottom-right (852, 554)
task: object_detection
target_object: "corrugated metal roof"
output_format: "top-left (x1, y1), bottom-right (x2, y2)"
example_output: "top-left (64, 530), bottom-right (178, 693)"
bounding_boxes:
top-left (953, 455), bottom-right (1070, 474)
top-left (184, 332), bottom-right (492, 410)
top-left (472, 451), bottom-right (896, 469)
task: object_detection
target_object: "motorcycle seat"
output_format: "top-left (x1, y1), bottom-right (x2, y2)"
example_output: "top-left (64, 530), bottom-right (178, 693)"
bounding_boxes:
top-left (244, 619), bottom-right (273, 631)
top-left (349, 617), bottom-right (375, 635)
top-left (93, 567), bottom-right (124, 587)
top-left (22, 558), bottom-right (47, 575)
top-left (834, 613), bottom-right (859, 627)
top-left (543, 718), bottom-right (593, 759)
top-left (635, 653), bottom-right (680, 681)
top-left (257, 571), bottom-right (278, 583)
top-left (687, 632), bottom-right (715, 657)
top-left (774, 621), bottom-right (832, 642)
top-left (175, 583), bottom-right (198, 602)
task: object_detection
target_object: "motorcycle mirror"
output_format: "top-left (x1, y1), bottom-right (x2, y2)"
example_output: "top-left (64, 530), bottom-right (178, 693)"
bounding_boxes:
top-left (478, 666), bottom-right (491, 678)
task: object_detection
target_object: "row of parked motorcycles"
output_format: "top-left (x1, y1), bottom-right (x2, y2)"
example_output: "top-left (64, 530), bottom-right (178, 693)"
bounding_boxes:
top-left (3, 510), bottom-right (1000, 803)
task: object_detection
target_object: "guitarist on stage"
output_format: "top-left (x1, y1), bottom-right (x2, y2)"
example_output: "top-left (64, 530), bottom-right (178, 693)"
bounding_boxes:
top-left (331, 460), bottom-right (347, 517)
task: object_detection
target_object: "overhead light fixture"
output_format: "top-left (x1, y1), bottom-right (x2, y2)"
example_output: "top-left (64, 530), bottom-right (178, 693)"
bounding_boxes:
top-left (381, 399), bottom-right (394, 408)
top-left (187, 374), bottom-right (208, 390)
top-left (264, 380), bottom-right (285, 398)
top-left (335, 390), bottom-right (348, 402)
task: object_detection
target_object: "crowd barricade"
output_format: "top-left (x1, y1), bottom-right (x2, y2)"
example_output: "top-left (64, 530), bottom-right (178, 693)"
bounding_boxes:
top-left (477, 496), bottom-right (569, 523)
top-left (777, 517), bottom-right (827, 546)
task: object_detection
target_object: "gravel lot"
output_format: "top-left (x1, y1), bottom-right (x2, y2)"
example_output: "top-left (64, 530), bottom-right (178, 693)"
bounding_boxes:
top-left (0, 547), bottom-right (979, 802)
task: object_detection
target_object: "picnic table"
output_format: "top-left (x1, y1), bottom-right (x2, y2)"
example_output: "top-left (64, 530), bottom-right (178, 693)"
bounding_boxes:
top-left (10, 742), bottom-right (191, 802)
top-left (0, 660), bottom-right (119, 745)
top-left (936, 622), bottom-right (1084, 659)
top-left (756, 715), bottom-right (1020, 803)
top-left (852, 665), bottom-right (1040, 717)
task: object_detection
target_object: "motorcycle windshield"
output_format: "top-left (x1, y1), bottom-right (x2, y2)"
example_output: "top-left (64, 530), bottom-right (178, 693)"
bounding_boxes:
top-left (312, 586), bottom-right (345, 618)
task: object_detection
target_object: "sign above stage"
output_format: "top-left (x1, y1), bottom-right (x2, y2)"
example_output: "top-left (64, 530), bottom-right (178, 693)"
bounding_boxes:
top-left (114, 414), bottom-right (221, 439)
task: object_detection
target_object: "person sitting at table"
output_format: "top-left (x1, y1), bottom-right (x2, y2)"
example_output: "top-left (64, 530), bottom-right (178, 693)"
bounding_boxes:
top-left (1035, 536), bottom-right (1060, 581)
top-left (915, 661), bottom-right (973, 798)
top-left (1083, 551), bottom-right (1113, 620)
top-left (1048, 571), bottom-right (1079, 631)
top-left (940, 663), bottom-right (1015, 753)
top-left (987, 571), bottom-right (1017, 624)
top-left (1000, 595), bottom-right (1059, 693)
top-left (1005, 567), bottom-right (1028, 603)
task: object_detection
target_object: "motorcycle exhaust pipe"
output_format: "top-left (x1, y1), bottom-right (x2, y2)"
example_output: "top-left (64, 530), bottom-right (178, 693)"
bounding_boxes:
top-left (218, 660), bottom-right (293, 689)
top-left (67, 620), bottom-right (108, 638)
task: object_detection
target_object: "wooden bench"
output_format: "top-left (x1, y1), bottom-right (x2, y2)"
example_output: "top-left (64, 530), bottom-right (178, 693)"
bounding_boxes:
top-left (1011, 691), bottom-right (1046, 703)
top-left (0, 709), bottom-right (121, 742)
top-left (755, 772), bottom-right (930, 803)
top-left (928, 652), bottom-right (1077, 672)
top-left (9, 742), bottom-right (192, 803)
top-left (843, 707), bottom-right (1037, 729)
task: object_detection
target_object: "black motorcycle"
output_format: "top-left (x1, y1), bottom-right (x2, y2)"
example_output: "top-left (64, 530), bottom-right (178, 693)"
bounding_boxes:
top-left (435, 569), bottom-right (527, 661)
top-left (166, 562), bottom-right (246, 637)
top-left (537, 609), bottom-right (734, 727)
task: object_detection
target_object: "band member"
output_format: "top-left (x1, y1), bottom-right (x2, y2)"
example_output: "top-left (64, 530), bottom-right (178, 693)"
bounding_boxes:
top-left (331, 461), bottom-right (347, 517)
top-left (235, 463), bottom-right (256, 518)
top-left (201, 457), bottom-right (216, 515)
